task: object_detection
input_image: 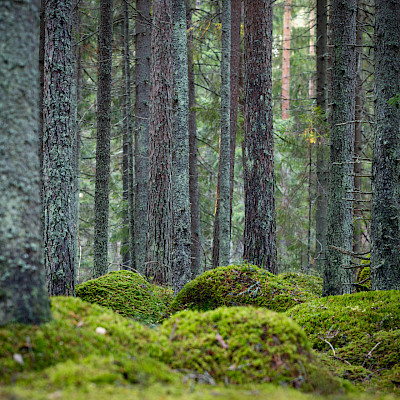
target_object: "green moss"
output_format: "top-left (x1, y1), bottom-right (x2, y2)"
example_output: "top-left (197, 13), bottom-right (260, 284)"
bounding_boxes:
top-left (159, 306), bottom-right (346, 393)
top-left (279, 273), bottom-right (323, 297)
top-left (357, 267), bottom-right (371, 290)
top-left (170, 264), bottom-right (318, 314)
top-left (76, 270), bottom-right (173, 324)
top-left (0, 297), bottom-right (160, 384)
top-left (289, 290), bottom-right (400, 351)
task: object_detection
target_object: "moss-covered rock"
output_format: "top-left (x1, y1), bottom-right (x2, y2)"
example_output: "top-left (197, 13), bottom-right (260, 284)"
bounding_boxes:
top-left (159, 306), bottom-right (347, 393)
top-left (288, 290), bottom-right (400, 351)
top-left (279, 272), bottom-right (323, 297)
top-left (0, 297), bottom-right (160, 384)
top-left (170, 264), bottom-right (318, 314)
top-left (76, 270), bottom-right (173, 324)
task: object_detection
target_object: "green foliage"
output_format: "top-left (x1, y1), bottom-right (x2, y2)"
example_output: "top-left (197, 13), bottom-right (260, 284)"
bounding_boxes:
top-left (159, 306), bottom-right (346, 393)
top-left (169, 264), bottom-right (319, 314)
top-left (75, 270), bottom-right (173, 324)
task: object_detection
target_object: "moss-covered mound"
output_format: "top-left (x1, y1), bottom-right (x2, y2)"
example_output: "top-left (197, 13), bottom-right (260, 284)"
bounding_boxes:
top-left (357, 267), bottom-right (371, 290)
top-left (288, 290), bottom-right (400, 351)
top-left (76, 270), bottom-right (172, 324)
top-left (0, 297), bottom-right (160, 384)
top-left (279, 272), bottom-right (323, 297)
top-left (170, 264), bottom-right (318, 314)
top-left (159, 306), bottom-right (346, 393)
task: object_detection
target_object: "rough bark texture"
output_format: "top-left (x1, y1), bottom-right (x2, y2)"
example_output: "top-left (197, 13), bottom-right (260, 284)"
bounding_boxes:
top-left (282, 0), bottom-right (292, 120)
top-left (43, 0), bottom-right (76, 295)
top-left (146, 0), bottom-right (173, 285)
top-left (94, 0), bottom-right (114, 278)
top-left (0, 0), bottom-right (51, 325)
top-left (323, 0), bottom-right (356, 296)
top-left (371, 0), bottom-right (400, 290)
top-left (315, 0), bottom-right (329, 272)
top-left (243, 0), bottom-right (277, 274)
top-left (134, 0), bottom-right (151, 274)
top-left (212, 0), bottom-right (231, 267)
top-left (187, 0), bottom-right (202, 276)
top-left (172, 0), bottom-right (192, 293)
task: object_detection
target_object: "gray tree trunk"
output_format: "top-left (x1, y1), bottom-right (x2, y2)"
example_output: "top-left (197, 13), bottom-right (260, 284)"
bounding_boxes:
top-left (172, 0), bottom-right (192, 293)
top-left (93, 0), bottom-right (114, 278)
top-left (315, 0), bottom-right (329, 273)
top-left (0, 0), bottom-right (51, 325)
top-left (243, 0), bottom-right (277, 274)
top-left (134, 0), bottom-right (151, 274)
top-left (212, 0), bottom-right (231, 267)
top-left (323, 0), bottom-right (356, 296)
top-left (43, 0), bottom-right (76, 295)
top-left (187, 0), bottom-right (202, 277)
top-left (371, 0), bottom-right (400, 290)
top-left (146, 0), bottom-right (173, 285)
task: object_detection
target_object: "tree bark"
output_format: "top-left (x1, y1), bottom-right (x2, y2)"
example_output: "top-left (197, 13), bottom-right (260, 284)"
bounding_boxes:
top-left (134, 0), bottom-right (151, 274)
top-left (282, 0), bottom-right (292, 120)
top-left (323, 0), bottom-right (356, 296)
top-left (94, 0), bottom-right (114, 278)
top-left (187, 0), bottom-right (202, 277)
top-left (243, 0), bottom-right (277, 274)
top-left (172, 0), bottom-right (192, 293)
top-left (0, 0), bottom-right (51, 325)
top-left (43, 0), bottom-right (76, 295)
top-left (371, 0), bottom-right (400, 290)
top-left (212, 0), bottom-right (231, 268)
top-left (146, 0), bottom-right (173, 285)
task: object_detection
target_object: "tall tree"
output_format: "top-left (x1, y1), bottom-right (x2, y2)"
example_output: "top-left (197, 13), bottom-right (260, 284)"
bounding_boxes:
top-left (282, 0), bottom-right (292, 120)
top-left (370, 0), bottom-right (400, 290)
top-left (43, 0), bottom-right (76, 295)
top-left (323, 0), bottom-right (356, 296)
top-left (315, 0), bottom-right (328, 272)
top-left (0, 0), bottom-right (51, 324)
top-left (212, 0), bottom-right (231, 268)
top-left (243, 0), bottom-right (277, 273)
top-left (93, 0), bottom-right (114, 278)
top-left (134, 0), bottom-right (151, 274)
top-left (172, 0), bottom-right (192, 293)
top-left (187, 0), bottom-right (202, 276)
top-left (146, 0), bottom-right (174, 284)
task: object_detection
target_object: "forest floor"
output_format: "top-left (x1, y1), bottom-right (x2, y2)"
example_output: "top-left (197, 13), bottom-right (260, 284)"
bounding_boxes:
top-left (1, 266), bottom-right (399, 400)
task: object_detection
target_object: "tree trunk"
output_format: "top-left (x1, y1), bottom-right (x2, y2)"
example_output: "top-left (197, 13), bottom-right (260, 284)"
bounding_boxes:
top-left (323, 0), bottom-right (356, 296)
top-left (371, 0), bottom-right (400, 290)
top-left (0, 0), bottom-right (51, 325)
top-left (93, 0), bottom-right (114, 278)
top-left (315, 0), bottom-right (328, 273)
top-left (43, 0), bottom-right (76, 295)
top-left (212, 0), bottom-right (231, 268)
top-left (282, 0), bottom-right (292, 120)
top-left (187, 0), bottom-right (202, 277)
top-left (243, 0), bottom-right (277, 274)
top-left (146, 0), bottom-right (174, 285)
top-left (134, 0), bottom-right (151, 274)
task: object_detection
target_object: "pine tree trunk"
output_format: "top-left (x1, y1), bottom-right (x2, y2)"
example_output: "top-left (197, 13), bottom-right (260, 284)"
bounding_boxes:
top-left (282, 0), bottom-right (292, 120)
top-left (94, 0), bottom-right (114, 278)
top-left (315, 0), bottom-right (328, 273)
top-left (0, 0), bottom-right (51, 325)
top-left (43, 0), bottom-right (76, 295)
top-left (243, 0), bottom-right (277, 274)
top-left (212, 0), bottom-right (231, 268)
top-left (371, 0), bottom-right (400, 290)
top-left (187, 0), bottom-right (202, 276)
top-left (134, 0), bottom-right (151, 274)
top-left (146, 0), bottom-right (173, 285)
top-left (323, 0), bottom-right (356, 296)
top-left (172, 0), bottom-right (192, 293)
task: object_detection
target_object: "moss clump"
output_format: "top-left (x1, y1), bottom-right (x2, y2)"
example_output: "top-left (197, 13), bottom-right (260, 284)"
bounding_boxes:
top-left (289, 290), bottom-right (400, 351)
top-left (0, 297), bottom-right (160, 384)
top-left (357, 267), bottom-right (371, 290)
top-left (170, 264), bottom-right (318, 314)
top-left (76, 270), bottom-right (172, 324)
top-left (159, 306), bottom-right (346, 393)
top-left (279, 273), bottom-right (323, 297)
